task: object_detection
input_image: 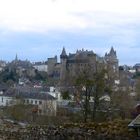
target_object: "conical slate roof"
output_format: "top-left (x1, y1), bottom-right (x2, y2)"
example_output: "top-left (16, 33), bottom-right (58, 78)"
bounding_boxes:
top-left (60, 47), bottom-right (67, 59)
top-left (110, 46), bottom-right (116, 56)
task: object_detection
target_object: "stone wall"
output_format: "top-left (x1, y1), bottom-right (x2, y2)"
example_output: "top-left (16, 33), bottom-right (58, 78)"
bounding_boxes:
top-left (0, 120), bottom-right (136, 140)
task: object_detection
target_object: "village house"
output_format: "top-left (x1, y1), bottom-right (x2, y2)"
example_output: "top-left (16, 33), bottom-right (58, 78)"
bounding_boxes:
top-left (33, 61), bottom-right (48, 72)
top-left (0, 86), bottom-right (57, 116)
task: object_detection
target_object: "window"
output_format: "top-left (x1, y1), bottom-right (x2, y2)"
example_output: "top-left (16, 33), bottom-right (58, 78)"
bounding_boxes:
top-left (26, 99), bottom-right (29, 104)
top-left (39, 101), bottom-right (42, 105)
top-left (35, 100), bottom-right (37, 104)
top-left (6, 100), bottom-right (8, 105)
top-left (31, 100), bottom-right (33, 104)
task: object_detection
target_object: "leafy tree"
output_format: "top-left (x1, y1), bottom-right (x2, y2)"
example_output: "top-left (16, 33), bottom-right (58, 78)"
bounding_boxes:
top-left (0, 67), bottom-right (19, 84)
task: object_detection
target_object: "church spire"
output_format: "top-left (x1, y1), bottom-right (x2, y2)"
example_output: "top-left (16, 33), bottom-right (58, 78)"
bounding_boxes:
top-left (15, 54), bottom-right (18, 61)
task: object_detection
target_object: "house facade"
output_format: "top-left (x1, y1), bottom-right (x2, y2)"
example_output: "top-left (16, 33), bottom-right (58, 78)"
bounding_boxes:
top-left (33, 62), bottom-right (48, 72)
top-left (0, 87), bottom-right (57, 116)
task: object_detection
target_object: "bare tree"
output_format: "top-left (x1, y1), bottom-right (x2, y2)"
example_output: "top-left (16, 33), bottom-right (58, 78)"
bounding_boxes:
top-left (75, 63), bottom-right (107, 122)
top-left (110, 89), bottom-right (135, 120)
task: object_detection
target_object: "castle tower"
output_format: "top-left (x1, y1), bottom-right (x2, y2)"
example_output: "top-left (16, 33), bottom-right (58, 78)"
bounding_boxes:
top-left (110, 47), bottom-right (117, 58)
top-left (47, 55), bottom-right (57, 76)
top-left (60, 47), bottom-right (67, 60)
top-left (60, 47), bottom-right (67, 85)
top-left (109, 46), bottom-right (118, 72)
top-left (105, 47), bottom-right (119, 84)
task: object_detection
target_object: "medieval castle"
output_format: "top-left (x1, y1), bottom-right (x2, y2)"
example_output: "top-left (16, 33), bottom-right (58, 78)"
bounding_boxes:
top-left (47, 47), bottom-right (119, 85)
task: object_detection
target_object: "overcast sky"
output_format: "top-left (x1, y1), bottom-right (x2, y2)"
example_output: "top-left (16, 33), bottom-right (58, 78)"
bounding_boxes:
top-left (0, 0), bottom-right (140, 65)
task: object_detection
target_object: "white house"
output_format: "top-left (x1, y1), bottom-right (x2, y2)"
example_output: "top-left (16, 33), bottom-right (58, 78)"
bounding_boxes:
top-left (0, 96), bottom-right (16, 106)
top-left (47, 87), bottom-right (61, 101)
top-left (0, 87), bottom-right (57, 116)
top-left (33, 64), bottom-right (48, 72)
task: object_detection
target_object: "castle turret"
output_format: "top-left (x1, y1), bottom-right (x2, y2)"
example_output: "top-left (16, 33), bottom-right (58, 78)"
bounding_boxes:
top-left (105, 47), bottom-right (119, 85)
top-left (110, 46), bottom-right (117, 58)
top-left (60, 47), bottom-right (67, 85)
top-left (47, 56), bottom-right (57, 76)
top-left (60, 47), bottom-right (67, 59)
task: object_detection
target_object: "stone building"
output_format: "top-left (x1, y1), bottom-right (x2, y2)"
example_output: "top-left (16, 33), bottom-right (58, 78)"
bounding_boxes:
top-left (104, 47), bottom-right (119, 84)
top-left (47, 47), bottom-right (119, 86)
top-left (33, 61), bottom-right (48, 72)
top-left (60, 48), bottom-right (97, 84)
top-left (60, 47), bottom-right (119, 85)
top-left (0, 86), bottom-right (57, 116)
top-left (0, 60), bottom-right (6, 72)
top-left (47, 56), bottom-right (60, 78)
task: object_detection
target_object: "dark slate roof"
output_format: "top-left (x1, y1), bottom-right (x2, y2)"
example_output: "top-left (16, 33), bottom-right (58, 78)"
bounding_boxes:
top-left (0, 84), bottom-right (8, 91)
top-left (20, 92), bottom-right (56, 100)
top-left (109, 46), bottom-right (116, 56)
top-left (1, 87), bottom-right (56, 100)
top-left (105, 47), bottom-right (117, 59)
top-left (33, 61), bottom-right (47, 65)
top-left (16, 86), bottom-right (42, 93)
top-left (66, 50), bottom-right (95, 63)
top-left (68, 54), bottom-right (76, 60)
top-left (60, 47), bottom-right (67, 58)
